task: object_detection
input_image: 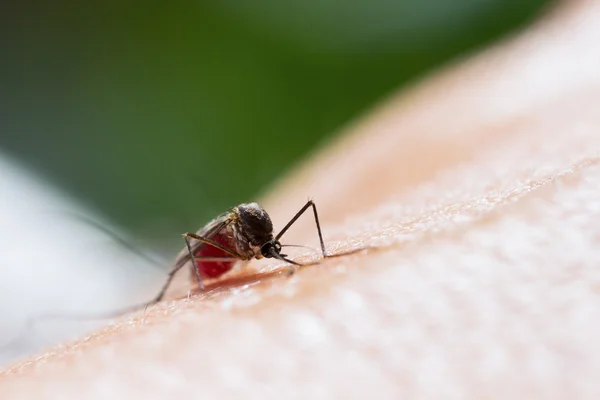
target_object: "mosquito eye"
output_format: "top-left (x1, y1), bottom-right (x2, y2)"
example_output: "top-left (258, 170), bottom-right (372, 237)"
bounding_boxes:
top-left (261, 243), bottom-right (273, 257)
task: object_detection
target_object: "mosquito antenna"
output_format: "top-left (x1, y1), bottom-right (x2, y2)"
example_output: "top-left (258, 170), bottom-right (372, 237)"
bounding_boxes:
top-left (280, 244), bottom-right (317, 251)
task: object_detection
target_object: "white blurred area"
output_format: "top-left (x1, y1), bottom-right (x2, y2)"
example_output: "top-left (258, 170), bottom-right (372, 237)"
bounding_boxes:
top-left (0, 151), bottom-right (166, 366)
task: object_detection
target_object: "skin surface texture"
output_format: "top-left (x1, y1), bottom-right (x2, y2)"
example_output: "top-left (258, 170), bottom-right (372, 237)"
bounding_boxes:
top-left (2, 1), bottom-right (600, 398)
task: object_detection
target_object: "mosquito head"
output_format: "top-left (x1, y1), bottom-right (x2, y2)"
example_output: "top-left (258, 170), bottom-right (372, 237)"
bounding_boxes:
top-left (260, 239), bottom-right (303, 266)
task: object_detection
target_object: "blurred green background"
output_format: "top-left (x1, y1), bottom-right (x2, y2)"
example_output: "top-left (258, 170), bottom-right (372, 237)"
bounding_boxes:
top-left (1, 0), bottom-right (551, 249)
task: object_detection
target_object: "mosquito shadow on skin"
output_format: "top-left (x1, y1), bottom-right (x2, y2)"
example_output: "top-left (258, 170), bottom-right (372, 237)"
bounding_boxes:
top-left (178, 246), bottom-right (370, 299)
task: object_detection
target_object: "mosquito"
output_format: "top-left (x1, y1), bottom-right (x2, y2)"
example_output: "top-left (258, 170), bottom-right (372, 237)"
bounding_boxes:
top-left (150, 200), bottom-right (329, 305)
top-left (0, 200), bottom-right (344, 356)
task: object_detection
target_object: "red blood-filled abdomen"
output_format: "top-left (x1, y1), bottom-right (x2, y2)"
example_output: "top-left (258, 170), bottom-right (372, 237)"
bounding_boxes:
top-left (194, 232), bottom-right (236, 278)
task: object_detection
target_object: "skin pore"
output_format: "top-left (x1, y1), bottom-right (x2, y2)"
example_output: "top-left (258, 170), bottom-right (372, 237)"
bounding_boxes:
top-left (2, 1), bottom-right (600, 398)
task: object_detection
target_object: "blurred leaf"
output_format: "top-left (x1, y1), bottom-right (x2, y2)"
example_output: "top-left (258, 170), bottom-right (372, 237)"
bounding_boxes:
top-left (0, 0), bottom-right (551, 246)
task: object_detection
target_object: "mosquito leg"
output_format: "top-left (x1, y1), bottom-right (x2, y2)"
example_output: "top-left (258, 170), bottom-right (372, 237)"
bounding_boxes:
top-left (149, 262), bottom-right (187, 305)
top-left (183, 233), bottom-right (241, 257)
top-left (185, 235), bottom-right (205, 292)
top-left (192, 257), bottom-right (240, 262)
top-left (275, 200), bottom-right (329, 258)
top-left (149, 257), bottom-right (239, 306)
top-left (183, 232), bottom-right (241, 292)
top-left (183, 233), bottom-right (242, 296)
top-left (149, 234), bottom-right (241, 306)
top-left (184, 231), bottom-right (240, 295)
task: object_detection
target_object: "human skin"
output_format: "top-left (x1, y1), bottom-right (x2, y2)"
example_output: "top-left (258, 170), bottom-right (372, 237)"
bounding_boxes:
top-left (2, 0), bottom-right (600, 398)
